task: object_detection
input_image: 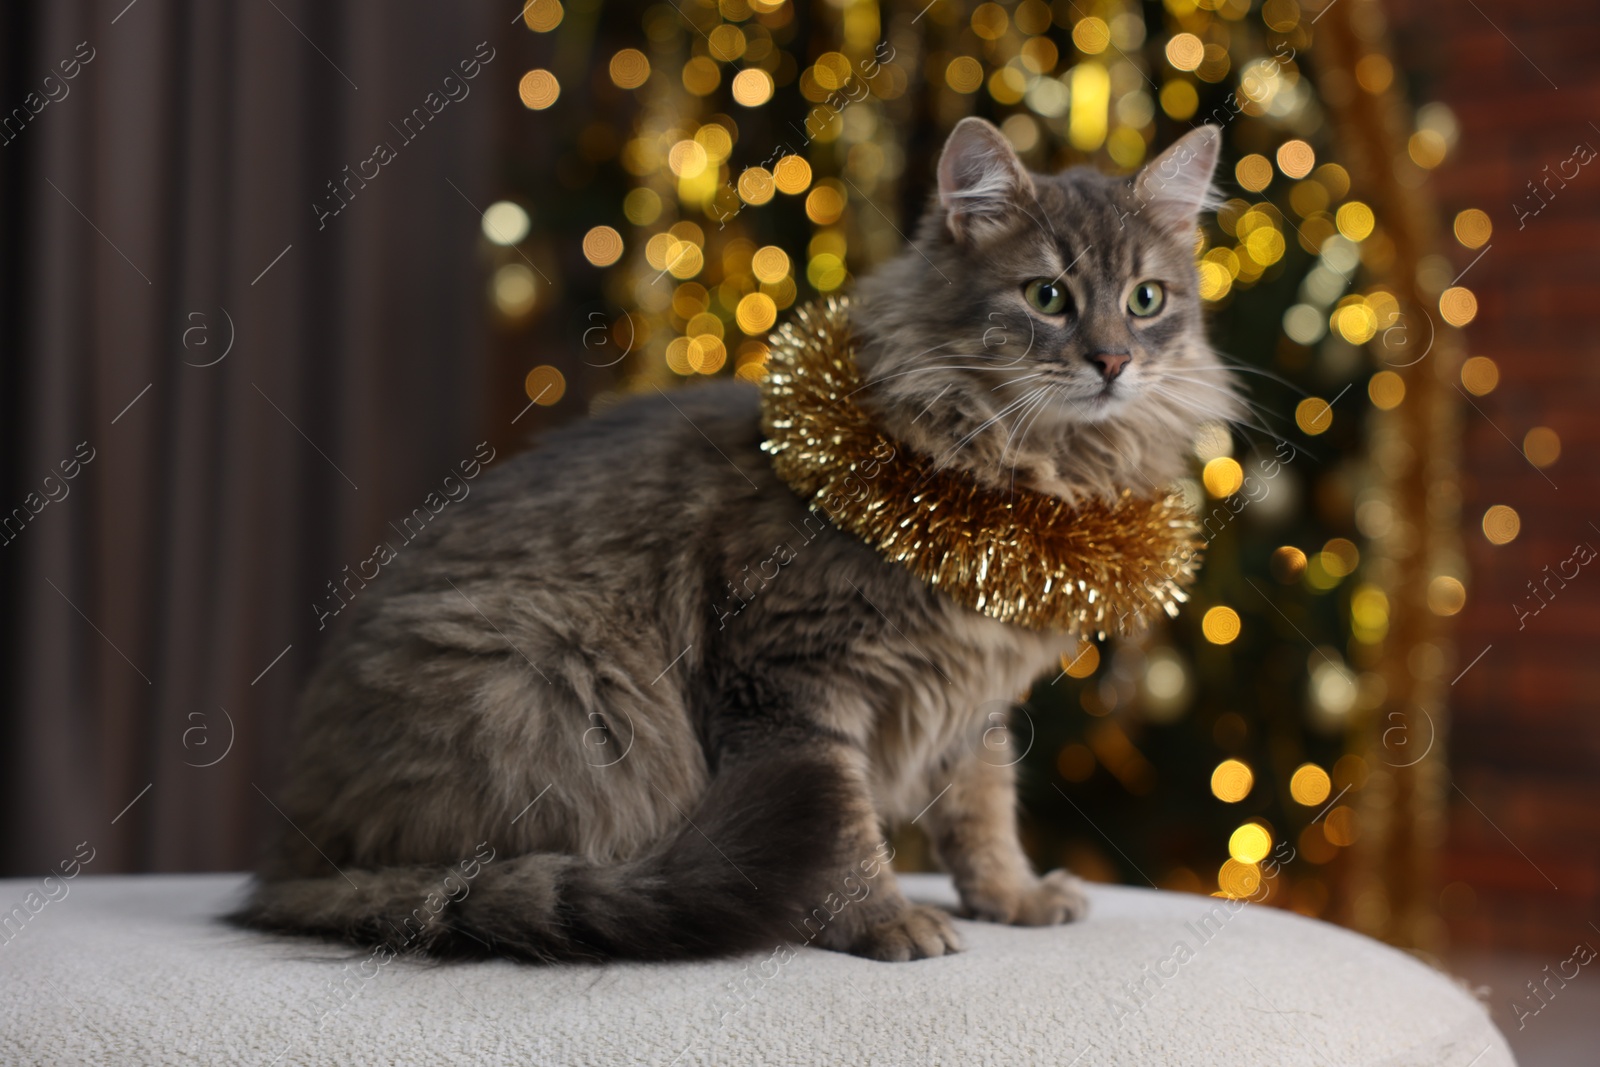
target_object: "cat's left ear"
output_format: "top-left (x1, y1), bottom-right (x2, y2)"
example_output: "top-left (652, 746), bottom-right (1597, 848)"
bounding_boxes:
top-left (937, 117), bottom-right (1036, 243)
top-left (1132, 125), bottom-right (1223, 236)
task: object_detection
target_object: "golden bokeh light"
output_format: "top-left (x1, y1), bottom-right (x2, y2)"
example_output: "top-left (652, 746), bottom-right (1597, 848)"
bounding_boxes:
top-left (1351, 585), bottom-right (1389, 643)
top-left (812, 52), bottom-right (852, 90)
top-left (1290, 763), bottom-right (1332, 806)
top-left (1062, 641), bottom-right (1101, 678)
top-left (1161, 80), bottom-right (1199, 119)
top-left (1460, 355), bottom-right (1498, 395)
top-left (806, 185), bottom-right (845, 225)
top-left (1355, 53), bottom-right (1393, 93)
top-left (1271, 545), bottom-right (1307, 583)
top-left (731, 68), bottom-right (774, 107)
top-left (1295, 397), bottom-right (1333, 436)
top-left (695, 124), bottom-right (732, 161)
top-left (518, 69), bottom-right (560, 110)
top-left (1323, 538), bottom-right (1359, 577)
top-left (623, 188), bottom-right (661, 226)
top-left (1453, 208), bottom-right (1492, 249)
top-left (735, 292), bottom-right (778, 334)
top-left (1229, 824), bottom-right (1272, 864)
top-left (738, 166), bottom-right (775, 205)
top-left (970, 2), bottom-right (1009, 40)
top-left (608, 48), bottom-right (650, 89)
top-left (522, 0), bottom-right (563, 32)
top-left (1427, 575), bottom-right (1467, 616)
top-left (1323, 806), bottom-right (1358, 847)
top-left (581, 226), bottom-right (624, 267)
top-left (1335, 201), bottom-right (1375, 241)
top-left (688, 337), bottom-right (727, 374)
top-left (1201, 456), bottom-right (1244, 497)
top-left (1217, 859), bottom-right (1261, 899)
top-left (1276, 140), bottom-right (1315, 179)
top-left (946, 56), bottom-right (984, 94)
top-left (988, 67), bottom-right (1027, 106)
top-left (1211, 759), bottom-right (1254, 803)
top-left (668, 139), bottom-right (708, 178)
top-left (1019, 36), bottom-right (1059, 74)
top-left (1235, 154), bottom-right (1273, 192)
top-left (523, 364), bottom-right (566, 405)
top-left (772, 155), bottom-right (812, 195)
top-left (664, 337), bottom-right (697, 377)
top-left (681, 56), bottom-right (721, 95)
top-left (1368, 370), bottom-right (1405, 410)
top-left (1409, 130), bottom-right (1447, 169)
top-left (708, 24), bottom-right (747, 62)
top-left (663, 240), bottom-right (703, 279)
top-left (1166, 33), bottom-right (1203, 72)
top-left (751, 245), bottom-right (790, 284)
top-left (1440, 286), bottom-right (1478, 327)
top-left (1072, 16), bottom-right (1111, 54)
top-left (1202, 606), bottom-right (1241, 645)
top-left (1523, 426), bottom-right (1561, 468)
top-left (1482, 505), bottom-right (1520, 546)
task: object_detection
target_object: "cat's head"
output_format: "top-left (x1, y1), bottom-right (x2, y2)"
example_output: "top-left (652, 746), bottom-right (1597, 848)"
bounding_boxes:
top-left (851, 119), bottom-right (1242, 503)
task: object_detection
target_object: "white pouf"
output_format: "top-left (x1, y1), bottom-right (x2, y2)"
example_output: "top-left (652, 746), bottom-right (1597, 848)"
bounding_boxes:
top-left (0, 873), bottom-right (1514, 1065)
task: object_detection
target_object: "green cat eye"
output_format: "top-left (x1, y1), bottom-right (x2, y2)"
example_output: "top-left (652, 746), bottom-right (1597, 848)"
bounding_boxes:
top-left (1024, 278), bottom-right (1070, 316)
top-left (1128, 281), bottom-right (1166, 317)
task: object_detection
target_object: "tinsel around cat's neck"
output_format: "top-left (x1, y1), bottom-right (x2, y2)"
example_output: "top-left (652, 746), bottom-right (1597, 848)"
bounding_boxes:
top-left (758, 297), bottom-right (1205, 638)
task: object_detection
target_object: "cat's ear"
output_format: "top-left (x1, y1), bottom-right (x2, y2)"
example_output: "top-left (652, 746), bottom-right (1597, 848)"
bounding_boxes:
top-left (1133, 125), bottom-right (1223, 236)
top-left (937, 117), bottom-right (1035, 243)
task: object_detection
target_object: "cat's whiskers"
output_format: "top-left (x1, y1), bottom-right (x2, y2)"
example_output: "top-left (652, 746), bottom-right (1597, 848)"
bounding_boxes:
top-left (923, 387), bottom-right (1047, 480)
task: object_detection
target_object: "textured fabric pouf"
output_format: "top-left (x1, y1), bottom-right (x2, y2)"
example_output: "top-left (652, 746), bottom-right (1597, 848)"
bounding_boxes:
top-left (0, 872), bottom-right (1513, 1065)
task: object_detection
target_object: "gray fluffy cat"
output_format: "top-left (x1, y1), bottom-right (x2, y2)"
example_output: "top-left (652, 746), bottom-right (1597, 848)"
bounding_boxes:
top-left (234, 119), bottom-right (1239, 963)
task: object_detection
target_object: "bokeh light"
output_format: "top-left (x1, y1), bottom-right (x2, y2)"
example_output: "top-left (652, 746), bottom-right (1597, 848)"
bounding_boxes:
top-left (1460, 355), bottom-right (1498, 395)
top-left (1229, 823), bottom-right (1272, 864)
top-left (1211, 759), bottom-right (1254, 803)
top-left (1368, 370), bottom-right (1405, 410)
top-left (1202, 606), bottom-right (1241, 645)
top-left (1202, 456), bottom-right (1244, 497)
top-left (1290, 764), bottom-right (1332, 806)
top-left (1523, 427), bottom-right (1561, 468)
top-left (582, 226), bottom-right (624, 267)
top-left (481, 201), bottom-right (530, 246)
top-left (523, 364), bottom-right (566, 405)
top-left (522, 0), bottom-right (563, 32)
top-left (1453, 208), bottom-right (1492, 249)
top-left (518, 69), bottom-right (560, 110)
top-left (1482, 505), bottom-right (1520, 545)
top-left (1295, 397), bottom-right (1333, 436)
top-left (609, 49), bottom-right (649, 89)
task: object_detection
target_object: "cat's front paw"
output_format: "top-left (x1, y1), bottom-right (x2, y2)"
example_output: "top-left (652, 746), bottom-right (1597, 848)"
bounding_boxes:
top-left (961, 869), bottom-right (1089, 926)
top-left (849, 903), bottom-right (963, 962)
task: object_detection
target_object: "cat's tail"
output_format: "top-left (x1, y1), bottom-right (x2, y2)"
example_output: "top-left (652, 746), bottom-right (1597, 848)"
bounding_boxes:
top-left (229, 752), bottom-right (855, 962)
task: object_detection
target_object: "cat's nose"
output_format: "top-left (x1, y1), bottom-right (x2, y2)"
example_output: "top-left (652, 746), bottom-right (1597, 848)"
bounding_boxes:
top-left (1088, 352), bottom-right (1130, 381)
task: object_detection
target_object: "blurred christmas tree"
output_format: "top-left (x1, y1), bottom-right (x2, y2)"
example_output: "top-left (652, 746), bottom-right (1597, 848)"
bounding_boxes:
top-left (497, 0), bottom-right (1477, 940)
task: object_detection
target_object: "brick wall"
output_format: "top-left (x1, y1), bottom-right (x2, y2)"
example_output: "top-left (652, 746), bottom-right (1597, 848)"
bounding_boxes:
top-left (1387, 0), bottom-right (1600, 951)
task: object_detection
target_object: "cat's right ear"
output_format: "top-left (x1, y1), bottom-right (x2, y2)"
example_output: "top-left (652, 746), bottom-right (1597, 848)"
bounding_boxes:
top-left (937, 117), bottom-right (1035, 243)
top-left (1132, 125), bottom-right (1223, 236)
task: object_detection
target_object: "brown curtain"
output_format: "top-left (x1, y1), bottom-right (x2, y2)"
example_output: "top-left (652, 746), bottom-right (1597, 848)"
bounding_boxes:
top-left (1, 0), bottom-right (499, 875)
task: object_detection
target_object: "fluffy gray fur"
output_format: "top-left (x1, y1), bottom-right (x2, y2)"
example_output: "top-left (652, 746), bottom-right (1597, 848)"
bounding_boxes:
top-left (233, 120), bottom-right (1239, 963)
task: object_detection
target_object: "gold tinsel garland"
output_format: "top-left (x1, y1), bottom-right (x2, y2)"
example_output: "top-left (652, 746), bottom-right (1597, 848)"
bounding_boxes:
top-left (758, 298), bottom-right (1205, 637)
